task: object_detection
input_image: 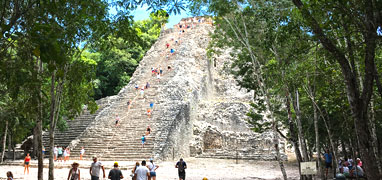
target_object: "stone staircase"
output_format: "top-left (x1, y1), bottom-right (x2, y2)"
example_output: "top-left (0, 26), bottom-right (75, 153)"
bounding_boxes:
top-left (66, 27), bottom-right (186, 161)
top-left (42, 105), bottom-right (107, 150)
top-left (39, 21), bottom-right (281, 162)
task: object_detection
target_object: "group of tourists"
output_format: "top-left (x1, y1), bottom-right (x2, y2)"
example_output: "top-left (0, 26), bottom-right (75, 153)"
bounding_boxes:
top-left (53, 145), bottom-right (71, 162)
top-left (65, 156), bottom-right (186, 180)
top-left (324, 149), bottom-right (366, 179)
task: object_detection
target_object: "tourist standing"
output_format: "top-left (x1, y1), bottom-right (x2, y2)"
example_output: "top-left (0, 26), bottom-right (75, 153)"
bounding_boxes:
top-left (24, 153), bottom-right (31, 174)
top-left (115, 114), bottom-right (120, 127)
top-left (80, 147), bottom-right (85, 160)
top-left (6, 171), bottom-right (13, 180)
top-left (63, 147), bottom-right (68, 162)
top-left (140, 87), bottom-right (145, 99)
top-left (108, 162), bottom-right (124, 180)
top-left (42, 146), bottom-right (45, 157)
top-left (324, 149), bottom-right (332, 178)
top-left (135, 160), bottom-right (150, 180)
top-left (54, 145), bottom-right (58, 161)
top-left (66, 147), bottom-right (71, 161)
top-left (58, 146), bottom-right (63, 162)
top-left (141, 135), bottom-right (146, 148)
top-left (146, 82), bottom-right (150, 89)
top-left (132, 162), bottom-right (140, 180)
top-left (67, 162), bottom-right (80, 180)
top-left (176, 158), bottom-right (187, 180)
top-left (147, 158), bottom-right (159, 180)
top-left (156, 73), bottom-right (160, 82)
top-left (90, 156), bottom-right (106, 180)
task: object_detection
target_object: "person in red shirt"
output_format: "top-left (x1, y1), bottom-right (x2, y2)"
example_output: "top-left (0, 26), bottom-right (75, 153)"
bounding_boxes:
top-left (166, 42), bottom-right (170, 49)
top-left (24, 153), bottom-right (31, 174)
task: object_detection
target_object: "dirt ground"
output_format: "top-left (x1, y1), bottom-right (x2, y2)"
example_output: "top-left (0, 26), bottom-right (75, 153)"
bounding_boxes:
top-left (0, 158), bottom-right (300, 180)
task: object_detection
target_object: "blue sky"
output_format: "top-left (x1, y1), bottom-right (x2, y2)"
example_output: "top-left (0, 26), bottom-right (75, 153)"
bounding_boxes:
top-left (131, 5), bottom-right (190, 28)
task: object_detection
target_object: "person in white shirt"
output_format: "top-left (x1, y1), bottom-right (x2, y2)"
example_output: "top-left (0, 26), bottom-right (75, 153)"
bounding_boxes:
top-left (80, 147), bottom-right (85, 160)
top-left (90, 156), bottom-right (105, 180)
top-left (54, 146), bottom-right (58, 161)
top-left (147, 158), bottom-right (159, 180)
top-left (135, 160), bottom-right (150, 180)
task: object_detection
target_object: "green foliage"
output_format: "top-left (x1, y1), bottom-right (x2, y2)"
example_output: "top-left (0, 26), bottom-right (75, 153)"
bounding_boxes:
top-left (199, 0), bottom-right (382, 165)
top-left (92, 13), bottom-right (168, 99)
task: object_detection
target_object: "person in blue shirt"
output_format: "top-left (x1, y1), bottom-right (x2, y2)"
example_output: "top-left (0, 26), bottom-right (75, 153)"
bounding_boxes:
top-left (324, 149), bottom-right (333, 178)
top-left (141, 135), bottom-right (146, 148)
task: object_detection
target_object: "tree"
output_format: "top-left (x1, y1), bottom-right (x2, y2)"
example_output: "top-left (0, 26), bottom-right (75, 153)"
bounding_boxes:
top-left (291, 0), bottom-right (382, 178)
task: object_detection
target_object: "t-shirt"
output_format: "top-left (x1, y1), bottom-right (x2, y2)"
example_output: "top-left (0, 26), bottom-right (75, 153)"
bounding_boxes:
top-left (176, 161), bottom-right (187, 172)
top-left (147, 162), bottom-right (156, 172)
top-left (135, 166), bottom-right (149, 180)
top-left (80, 149), bottom-right (85, 154)
top-left (108, 168), bottom-right (123, 180)
top-left (91, 161), bottom-right (103, 177)
top-left (141, 136), bottom-right (146, 142)
top-left (353, 166), bottom-right (364, 176)
top-left (343, 166), bottom-right (349, 173)
top-left (58, 148), bottom-right (63, 155)
top-left (324, 153), bottom-right (332, 163)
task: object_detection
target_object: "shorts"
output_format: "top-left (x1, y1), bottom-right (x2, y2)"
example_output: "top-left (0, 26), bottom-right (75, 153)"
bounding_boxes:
top-left (150, 172), bottom-right (156, 177)
top-left (91, 176), bottom-right (99, 180)
top-left (58, 154), bottom-right (63, 158)
top-left (115, 120), bottom-right (119, 124)
top-left (325, 162), bottom-right (332, 168)
top-left (178, 171), bottom-right (186, 179)
top-left (142, 141), bottom-right (146, 144)
top-left (25, 162), bottom-right (30, 165)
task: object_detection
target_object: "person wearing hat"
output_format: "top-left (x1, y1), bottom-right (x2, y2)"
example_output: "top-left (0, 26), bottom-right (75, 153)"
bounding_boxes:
top-left (108, 162), bottom-right (124, 180)
top-left (175, 158), bottom-right (187, 180)
top-left (67, 162), bottom-right (80, 180)
top-left (147, 158), bottom-right (159, 180)
top-left (90, 156), bottom-right (105, 180)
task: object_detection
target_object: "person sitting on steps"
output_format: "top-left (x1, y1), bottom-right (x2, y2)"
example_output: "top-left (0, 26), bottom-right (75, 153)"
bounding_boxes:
top-left (147, 109), bottom-right (151, 118)
top-left (146, 125), bottom-right (151, 136)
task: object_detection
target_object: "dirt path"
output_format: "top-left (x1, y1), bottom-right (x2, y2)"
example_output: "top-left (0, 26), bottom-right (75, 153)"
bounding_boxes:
top-left (0, 158), bottom-right (300, 180)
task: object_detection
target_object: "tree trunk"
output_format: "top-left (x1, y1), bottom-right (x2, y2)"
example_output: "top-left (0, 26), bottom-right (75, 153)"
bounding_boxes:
top-left (292, 89), bottom-right (309, 162)
top-left (33, 126), bottom-right (38, 158)
top-left (37, 57), bottom-right (43, 180)
top-left (292, 0), bottom-right (381, 179)
top-left (286, 93), bottom-right (303, 179)
top-left (48, 71), bottom-right (56, 180)
top-left (313, 99), bottom-right (322, 178)
top-left (7, 132), bottom-right (11, 152)
top-left (369, 99), bottom-right (381, 174)
top-left (274, 131), bottom-right (288, 180)
top-left (1, 120), bottom-right (8, 163)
